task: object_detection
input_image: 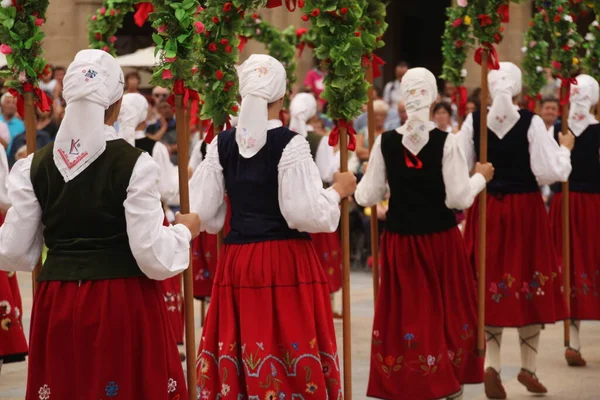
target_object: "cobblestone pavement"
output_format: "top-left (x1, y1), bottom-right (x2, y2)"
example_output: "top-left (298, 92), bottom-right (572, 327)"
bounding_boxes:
top-left (2, 272), bottom-right (599, 399)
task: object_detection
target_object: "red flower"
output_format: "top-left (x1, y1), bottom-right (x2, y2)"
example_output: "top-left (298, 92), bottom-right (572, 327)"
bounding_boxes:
top-left (310, 9), bottom-right (320, 17)
top-left (162, 69), bottom-right (173, 80)
top-left (194, 21), bottom-right (205, 34)
top-left (223, 2), bottom-right (232, 12)
top-left (551, 60), bottom-right (562, 70)
top-left (529, 20), bottom-right (535, 27)
top-left (208, 43), bottom-right (217, 52)
top-left (384, 355), bottom-right (395, 367)
top-left (478, 14), bottom-right (493, 27)
top-left (0, 44), bottom-right (12, 55)
top-left (212, 16), bottom-right (220, 24)
top-left (220, 38), bottom-right (229, 45)
top-left (252, 13), bottom-right (259, 19)
top-left (110, 8), bottom-right (116, 16)
top-left (452, 18), bottom-right (462, 27)
top-left (354, 31), bottom-right (361, 37)
top-left (557, 6), bottom-right (563, 13)
top-left (216, 70), bottom-right (224, 80)
top-left (231, 105), bottom-right (239, 113)
top-left (224, 81), bottom-right (234, 91)
top-left (164, 57), bottom-right (177, 63)
top-left (157, 25), bottom-right (167, 33)
top-left (102, 46), bottom-right (110, 52)
top-left (91, 15), bottom-right (97, 21)
top-left (562, 45), bottom-right (570, 51)
top-left (109, 36), bottom-right (117, 43)
top-left (35, 17), bottom-right (44, 26)
top-left (298, 0), bottom-right (305, 7)
top-left (340, 7), bottom-right (348, 15)
top-left (100, 7), bottom-right (106, 15)
top-left (455, 40), bottom-right (464, 48)
top-left (554, 14), bottom-right (561, 23)
top-left (225, 45), bottom-right (233, 53)
top-left (494, 33), bottom-right (502, 44)
top-left (301, 14), bottom-right (309, 21)
top-left (191, 66), bottom-right (198, 74)
top-left (196, 5), bottom-right (204, 14)
top-left (95, 32), bottom-right (102, 40)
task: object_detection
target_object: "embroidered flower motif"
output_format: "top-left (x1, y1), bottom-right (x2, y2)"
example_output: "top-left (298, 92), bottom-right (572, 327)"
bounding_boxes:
top-left (221, 383), bottom-right (230, 396)
top-left (14, 306), bottom-right (20, 320)
top-left (305, 382), bottom-right (318, 394)
top-left (278, 393), bottom-right (286, 400)
top-left (427, 355), bottom-right (435, 366)
top-left (322, 359), bottom-right (334, 377)
top-left (403, 333), bottom-right (414, 341)
top-left (199, 356), bottom-right (210, 374)
top-left (376, 353), bottom-right (403, 377)
top-left (265, 390), bottom-right (277, 400)
top-left (256, 66), bottom-right (269, 77)
top-left (0, 300), bottom-right (10, 316)
top-left (105, 381), bottom-right (118, 397)
top-left (536, 288), bottom-right (545, 296)
top-left (201, 389), bottom-right (210, 400)
top-left (256, 342), bottom-right (264, 350)
top-left (448, 350), bottom-right (455, 361)
top-left (38, 384), bottom-right (51, 400)
top-left (218, 342), bottom-right (224, 351)
top-left (168, 378), bottom-right (177, 393)
top-left (374, 330), bottom-right (380, 338)
top-left (1, 317), bottom-right (11, 331)
top-left (270, 362), bottom-right (278, 377)
top-left (419, 354), bottom-right (440, 375)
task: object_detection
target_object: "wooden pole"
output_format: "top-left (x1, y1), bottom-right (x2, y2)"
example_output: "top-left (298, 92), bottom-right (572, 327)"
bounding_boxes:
top-left (24, 92), bottom-right (41, 293)
top-left (174, 94), bottom-right (197, 400)
top-left (339, 125), bottom-right (352, 399)
top-left (366, 64), bottom-right (380, 305)
top-left (477, 51), bottom-right (489, 357)
top-left (561, 86), bottom-right (571, 348)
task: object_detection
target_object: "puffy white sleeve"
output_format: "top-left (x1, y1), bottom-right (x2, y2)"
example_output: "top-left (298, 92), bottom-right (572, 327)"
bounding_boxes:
top-left (189, 141), bottom-right (204, 172)
top-left (355, 135), bottom-right (387, 207)
top-left (457, 113), bottom-right (476, 172)
top-left (315, 135), bottom-right (339, 184)
top-left (528, 115), bottom-right (572, 185)
top-left (125, 152), bottom-right (191, 280)
top-left (189, 140), bottom-right (227, 234)
top-left (0, 149), bottom-right (10, 211)
top-left (151, 141), bottom-right (180, 205)
top-left (443, 134), bottom-right (487, 209)
top-left (0, 155), bottom-right (44, 272)
top-left (278, 135), bottom-right (341, 233)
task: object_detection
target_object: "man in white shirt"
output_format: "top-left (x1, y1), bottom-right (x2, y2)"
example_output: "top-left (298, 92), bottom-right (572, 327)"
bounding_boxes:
top-left (383, 61), bottom-right (410, 108)
top-left (540, 97), bottom-right (560, 133)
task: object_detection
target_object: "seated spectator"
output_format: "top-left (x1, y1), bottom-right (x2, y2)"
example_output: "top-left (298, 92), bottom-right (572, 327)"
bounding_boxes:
top-left (540, 97), bottom-right (560, 132)
top-left (433, 102), bottom-right (457, 133)
top-left (0, 93), bottom-right (25, 155)
top-left (37, 105), bottom-right (60, 140)
top-left (355, 99), bottom-right (389, 162)
top-left (146, 100), bottom-right (178, 165)
top-left (8, 129), bottom-right (52, 167)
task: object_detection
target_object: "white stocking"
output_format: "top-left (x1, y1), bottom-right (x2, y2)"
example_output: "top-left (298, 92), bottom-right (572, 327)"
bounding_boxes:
top-left (518, 324), bottom-right (542, 373)
top-left (484, 326), bottom-right (503, 372)
top-left (569, 320), bottom-right (581, 351)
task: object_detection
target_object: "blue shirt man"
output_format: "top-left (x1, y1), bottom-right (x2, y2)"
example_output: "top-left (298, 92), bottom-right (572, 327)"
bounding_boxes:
top-left (0, 93), bottom-right (26, 155)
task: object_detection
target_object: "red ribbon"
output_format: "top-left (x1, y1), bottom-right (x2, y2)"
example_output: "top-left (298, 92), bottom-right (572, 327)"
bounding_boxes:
top-left (204, 118), bottom-right (232, 145)
top-left (559, 76), bottom-right (578, 106)
top-left (167, 79), bottom-right (200, 108)
top-left (296, 28), bottom-right (308, 57)
top-left (266, 0), bottom-right (299, 11)
top-left (404, 148), bottom-right (423, 169)
top-left (328, 119), bottom-right (356, 152)
top-left (451, 86), bottom-right (468, 119)
top-left (9, 83), bottom-right (51, 118)
top-left (238, 36), bottom-right (249, 52)
top-left (474, 43), bottom-right (500, 70)
top-left (497, 4), bottom-right (509, 23)
top-left (133, 2), bottom-right (154, 27)
top-left (524, 94), bottom-right (541, 112)
top-left (362, 54), bottom-right (386, 79)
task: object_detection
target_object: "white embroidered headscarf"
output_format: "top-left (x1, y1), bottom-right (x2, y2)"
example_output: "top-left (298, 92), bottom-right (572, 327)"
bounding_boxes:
top-left (118, 93), bottom-right (149, 145)
top-left (487, 62), bottom-right (522, 139)
top-left (396, 67), bottom-right (437, 155)
top-left (289, 93), bottom-right (317, 138)
top-left (236, 54), bottom-right (287, 158)
top-left (53, 49), bottom-right (124, 182)
top-left (568, 74), bottom-right (599, 136)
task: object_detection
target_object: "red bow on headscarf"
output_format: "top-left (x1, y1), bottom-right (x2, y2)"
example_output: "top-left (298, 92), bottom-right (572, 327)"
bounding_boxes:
top-left (266, 0), bottom-right (301, 10)
top-left (497, 4), bottom-right (509, 23)
top-left (238, 36), bottom-right (249, 52)
top-left (362, 54), bottom-right (386, 80)
top-left (559, 76), bottom-right (578, 106)
top-left (451, 86), bottom-right (468, 119)
top-left (8, 83), bottom-right (51, 119)
top-left (204, 118), bottom-right (232, 145)
top-left (328, 119), bottom-right (356, 152)
top-left (167, 79), bottom-right (200, 108)
top-left (474, 43), bottom-right (500, 70)
top-left (133, 2), bottom-right (154, 27)
top-left (524, 94), bottom-right (541, 112)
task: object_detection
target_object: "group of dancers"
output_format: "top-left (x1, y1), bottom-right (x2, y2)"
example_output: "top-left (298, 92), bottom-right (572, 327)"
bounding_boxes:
top-left (0, 48), bottom-right (597, 400)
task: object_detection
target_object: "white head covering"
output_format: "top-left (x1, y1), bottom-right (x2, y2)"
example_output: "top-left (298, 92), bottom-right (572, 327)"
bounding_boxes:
top-left (487, 62), bottom-right (522, 139)
top-left (396, 68), bottom-right (437, 155)
top-left (568, 74), bottom-right (599, 136)
top-left (236, 54), bottom-right (287, 158)
top-left (53, 49), bottom-right (124, 182)
top-left (289, 93), bottom-right (317, 138)
top-left (118, 93), bottom-right (149, 145)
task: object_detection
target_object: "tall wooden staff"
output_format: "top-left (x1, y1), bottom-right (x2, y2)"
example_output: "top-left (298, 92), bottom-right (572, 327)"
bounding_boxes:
top-left (25, 93), bottom-right (41, 292)
top-left (366, 65), bottom-right (379, 303)
top-left (561, 87), bottom-right (571, 347)
top-left (477, 50), bottom-right (489, 356)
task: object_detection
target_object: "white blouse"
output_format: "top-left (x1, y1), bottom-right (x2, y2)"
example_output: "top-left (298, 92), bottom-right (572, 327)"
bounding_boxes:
top-left (0, 128), bottom-right (192, 281)
top-left (189, 120), bottom-right (341, 235)
top-left (0, 148), bottom-right (9, 212)
top-left (189, 140), bottom-right (204, 173)
top-left (314, 134), bottom-right (339, 185)
top-left (355, 133), bottom-right (486, 210)
top-left (458, 110), bottom-right (572, 185)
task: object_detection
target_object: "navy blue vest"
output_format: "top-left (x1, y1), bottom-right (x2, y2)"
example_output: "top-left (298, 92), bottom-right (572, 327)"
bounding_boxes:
top-left (381, 129), bottom-right (457, 235)
top-left (551, 123), bottom-right (600, 193)
top-left (218, 127), bottom-right (310, 244)
top-left (473, 110), bottom-right (539, 194)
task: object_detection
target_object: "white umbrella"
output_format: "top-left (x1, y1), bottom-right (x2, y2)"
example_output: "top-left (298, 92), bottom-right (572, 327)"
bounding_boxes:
top-left (116, 46), bottom-right (162, 68)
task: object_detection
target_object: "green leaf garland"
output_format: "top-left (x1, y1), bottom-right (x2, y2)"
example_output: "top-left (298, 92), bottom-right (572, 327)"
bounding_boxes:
top-left (441, 5), bottom-right (472, 86)
top-left (88, 0), bottom-right (135, 56)
top-left (522, 1), bottom-right (549, 100)
top-left (548, 0), bottom-right (583, 82)
top-left (0, 0), bottom-right (49, 89)
top-left (583, 1), bottom-right (600, 80)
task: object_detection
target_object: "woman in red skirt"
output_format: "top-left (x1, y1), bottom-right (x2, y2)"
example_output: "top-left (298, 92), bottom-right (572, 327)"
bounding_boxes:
top-left (0, 149), bottom-right (27, 372)
top-left (0, 50), bottom-right (200, 399)
top-left (459, 62), bottom-right (574, 398)
top-left (289, 92), bottom-right (343, 298)
top-left (548, 74), bottom-right (600, 367)
top-left (356, 67), bottom-right (491, 400)
top-left (190, 55), bottom-right (356, 399)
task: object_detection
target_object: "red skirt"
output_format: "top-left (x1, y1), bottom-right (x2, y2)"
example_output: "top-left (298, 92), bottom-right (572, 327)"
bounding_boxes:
top-left (464, 192), bottom-right (567, 327)
top-left (549, 192), bottom-right (600, 320)
top-left (192, 233), bottom-right (218, 299)
top-left (310, 232), bottom-right (342, 293)
top-left (0, 270), bottom-right (28, 363)
top-left (27, 277), bottom-right (187, 399)
top-left (367, 229), bottom-right (483, 400)
top-left (196, 239), bottom-right (342, 399)
top-left (160, 215), bottom-right (184, 344)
